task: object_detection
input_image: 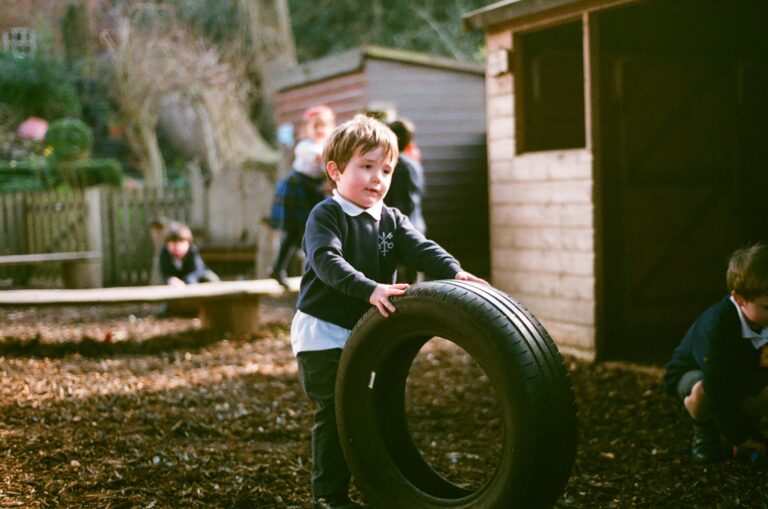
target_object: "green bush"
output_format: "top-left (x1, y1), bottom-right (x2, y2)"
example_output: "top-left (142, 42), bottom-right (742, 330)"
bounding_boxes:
top-left (0, 52), bottom-right (80, 120)
top-left (0, 154), bottom-right (122, 190)
top-left (0, 158), bottom-right (51, 191)
top-left (45, 118), bottom-right (93, 163)
top-left (50, 158), bottom-right (123, 188)
top-left (74, 158), bottom-right (124, 187)
top-left (0, 177), bottom-right (45, 192)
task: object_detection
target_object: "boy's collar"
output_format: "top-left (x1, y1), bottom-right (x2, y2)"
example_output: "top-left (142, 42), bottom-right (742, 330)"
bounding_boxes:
top-left (729, 296), bottom-right (768, 349)
top-left (332, 189), bottom-right (382, 220)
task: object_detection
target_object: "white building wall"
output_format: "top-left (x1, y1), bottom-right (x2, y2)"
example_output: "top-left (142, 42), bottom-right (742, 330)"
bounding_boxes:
top-left (485, 29), bottom-right (596, 359)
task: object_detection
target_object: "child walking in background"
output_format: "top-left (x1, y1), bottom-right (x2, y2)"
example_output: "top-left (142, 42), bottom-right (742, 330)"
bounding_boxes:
top-left (291, 114), bottom-right (485, 508)
top-left (269, 105), bottom-right (336, 288)
top-left (664, 243), bottom-right (768, 463)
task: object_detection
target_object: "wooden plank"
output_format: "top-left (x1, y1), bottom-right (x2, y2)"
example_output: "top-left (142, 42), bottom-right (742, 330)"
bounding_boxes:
top-left (487, 73), bottom-right (514, 97)
top-left (0, 277), bottom-right (301, 306)
top-left (492, 203), bottom-right (593, 228)
top-left (491, 152), bottom-right (591, 182)
top-left (488, 138), bottom-right (516, 162)
top-left (0, 251), bottom-right (100, 266)
top-left (492, 225), bottom-right (594, 251)
top-left (495, 271), bottom-right (595, 300)
top-left (464, 0), bottom-right (634, 33)
top-left (0, 192), bottom-right (29, 283)
top-left (25, 192), bottom-right (39, 254)
top-left (488, 115), bottom-right (515, 141)
top-left (491, 247), bottom-right (594, 275)
top-left (490, 180), bottom-right (592, 205)
top-left (542, 320), bottom-right (596, 350)
top-left (200, 246), bottom-right (257, 263)
top-left (487, 94), bottom-right (514, 118)
top-left (485, 29), bottom-right (513, 53)
top-left (517, 293), bottom-right (595, 327)
top-left (200, 299), bottom-right (261, 335)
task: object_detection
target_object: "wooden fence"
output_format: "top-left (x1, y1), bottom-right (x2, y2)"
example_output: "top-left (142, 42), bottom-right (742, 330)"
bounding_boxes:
top-left (0, 186), bottom-right (191, 287)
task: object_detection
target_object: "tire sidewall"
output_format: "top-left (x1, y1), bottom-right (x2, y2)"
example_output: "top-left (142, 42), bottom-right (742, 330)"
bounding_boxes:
top-left (337, 285), bottom-right (538, 508)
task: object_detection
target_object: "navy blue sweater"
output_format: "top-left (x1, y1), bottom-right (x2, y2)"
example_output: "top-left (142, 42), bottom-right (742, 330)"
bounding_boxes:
top-left (159, 244), bottom-right (210, 284)
top-left (664, 295), bottom-right (768, 444)
top-left (297, 198), bottom-right (461, 330)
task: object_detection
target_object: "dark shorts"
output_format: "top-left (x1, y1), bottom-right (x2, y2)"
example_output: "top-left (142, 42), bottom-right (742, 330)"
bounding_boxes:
top-left (676, 369), bottom-right (704, 402)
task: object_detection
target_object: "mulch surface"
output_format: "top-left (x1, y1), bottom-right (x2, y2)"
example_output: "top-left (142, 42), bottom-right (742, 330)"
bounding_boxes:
top-left (0, 298), bottom-right (766, 508)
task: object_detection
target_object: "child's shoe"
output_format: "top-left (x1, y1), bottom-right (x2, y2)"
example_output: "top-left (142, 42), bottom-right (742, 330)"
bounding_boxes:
top-left (269, 269), bottom-right (290, 289)
top-left (691, 420), bottom-right (720, 462)
top-left (731, 433), bottom-right (768, 463)
top-left (312, 496), bottom-right (362, 509)
top-left (731, 445), bottom-right (763, 463)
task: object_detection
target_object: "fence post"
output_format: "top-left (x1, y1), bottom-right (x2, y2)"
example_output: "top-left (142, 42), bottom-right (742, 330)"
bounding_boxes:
top-left (84, 187), bottom-right (104, 287)
top-left (149, 218), bottom-right (166, 285)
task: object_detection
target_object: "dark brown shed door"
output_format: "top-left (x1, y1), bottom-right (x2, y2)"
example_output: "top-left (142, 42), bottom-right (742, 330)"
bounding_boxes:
top-left (601, 57), bottom-right (748, 363)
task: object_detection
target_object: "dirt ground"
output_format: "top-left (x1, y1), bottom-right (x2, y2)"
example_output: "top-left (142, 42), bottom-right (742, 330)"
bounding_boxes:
top-left (0, 298), bottom-right (766, 508)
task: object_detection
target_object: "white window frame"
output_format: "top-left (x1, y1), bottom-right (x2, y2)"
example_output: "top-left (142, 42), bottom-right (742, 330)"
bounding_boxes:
top-left (3, 27), bottom-right (37, 54)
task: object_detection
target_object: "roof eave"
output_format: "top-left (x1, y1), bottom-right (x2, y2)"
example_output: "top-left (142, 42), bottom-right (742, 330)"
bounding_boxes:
top-left (463, 0), bottom-right (637, 31)
top-left (272, 47), bottom-right (365, 92)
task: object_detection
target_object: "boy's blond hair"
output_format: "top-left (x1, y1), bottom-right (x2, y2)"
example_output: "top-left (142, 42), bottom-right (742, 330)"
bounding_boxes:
top-left (727, 243), bottom-right (768, 301)
top-left (322, 114), bottom-right (399, 188)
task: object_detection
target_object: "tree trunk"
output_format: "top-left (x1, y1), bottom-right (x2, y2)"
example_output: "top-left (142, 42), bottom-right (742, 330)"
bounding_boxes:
top-left (193, 100), bottom-right (221, 177)
top-left (239, 0), bottom-right (297, 135)
top-left (240, 0), bottom-right (296, 68)
top-left (138, 106), bottom-right (166, 188)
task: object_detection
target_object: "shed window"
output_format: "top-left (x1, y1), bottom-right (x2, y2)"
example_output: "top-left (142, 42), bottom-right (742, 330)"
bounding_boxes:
top-left (516, 21), bottom-right (585, 152)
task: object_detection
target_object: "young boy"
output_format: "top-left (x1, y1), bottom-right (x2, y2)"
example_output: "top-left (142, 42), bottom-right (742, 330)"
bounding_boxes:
top-left (291, 115), bottom-right (485, 509)
top-left (159, 224), bottom-right (220, 286)
top-left (664, 243), bottom-right (768, 463)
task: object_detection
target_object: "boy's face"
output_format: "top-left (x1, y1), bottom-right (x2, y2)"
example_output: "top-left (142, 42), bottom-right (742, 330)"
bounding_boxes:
top-left (167, 239), bottom-right (190, 260)
top-left (306, 114), bottom-right (334, 143)
top-left (327, 145), bottom-right (395, 209)
top-left (733, 292), bottom-right (768, 329)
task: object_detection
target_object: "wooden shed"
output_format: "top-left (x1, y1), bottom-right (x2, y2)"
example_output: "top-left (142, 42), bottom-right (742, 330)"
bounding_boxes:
top-left (273, 45), bottom-right (490, 277)
top-left (464, 0), bottom-right (768, 362)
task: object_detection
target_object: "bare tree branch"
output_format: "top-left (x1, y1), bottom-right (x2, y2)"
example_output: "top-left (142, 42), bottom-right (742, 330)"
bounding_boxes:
top-left (409, 5), bottom-right (464, 60)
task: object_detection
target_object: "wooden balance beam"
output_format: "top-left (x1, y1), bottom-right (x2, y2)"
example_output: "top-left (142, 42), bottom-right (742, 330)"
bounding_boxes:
top-left (0, 277), bottom-right (301, 335)
top-left (0, 251), bottom-right (102, 288)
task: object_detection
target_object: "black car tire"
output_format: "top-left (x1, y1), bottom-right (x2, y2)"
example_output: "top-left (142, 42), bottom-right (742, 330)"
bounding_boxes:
top-left (336, 280), bottom-right (577, 509)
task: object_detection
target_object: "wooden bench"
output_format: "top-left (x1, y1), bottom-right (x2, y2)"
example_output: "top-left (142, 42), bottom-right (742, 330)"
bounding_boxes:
top-left (0, 277), bottom-right (301, 334)
top-left (198, 245), bottom-right (258, 279)
top-left (199, 245), bottom-right (257, 264)
top-left (0, 251), bottom-right (102, 289)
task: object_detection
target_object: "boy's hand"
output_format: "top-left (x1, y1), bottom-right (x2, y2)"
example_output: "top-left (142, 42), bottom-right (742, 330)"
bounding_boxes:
top-left (455, 271), bottom-right (489, 285)
top-left (369, 283), bottom-right (409, 317)
top-left (167, 276), bottom-right (186, 287)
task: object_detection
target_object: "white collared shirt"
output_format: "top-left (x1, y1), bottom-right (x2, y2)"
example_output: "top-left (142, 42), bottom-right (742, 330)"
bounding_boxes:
top-left (290, 190), bottom-right (383, 356)
top-left (331, 189), bottom-right (383, 220)
top-left (729, 296), bottom-right (768, 350)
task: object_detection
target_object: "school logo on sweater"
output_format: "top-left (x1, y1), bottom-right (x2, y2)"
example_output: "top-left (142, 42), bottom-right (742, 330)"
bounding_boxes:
top-left (378, 232), bottom-right (393, 256)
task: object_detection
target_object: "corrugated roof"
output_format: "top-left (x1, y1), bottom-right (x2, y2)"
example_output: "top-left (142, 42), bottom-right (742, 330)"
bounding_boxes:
top-left (273, 45), bottom-right (483, 92)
